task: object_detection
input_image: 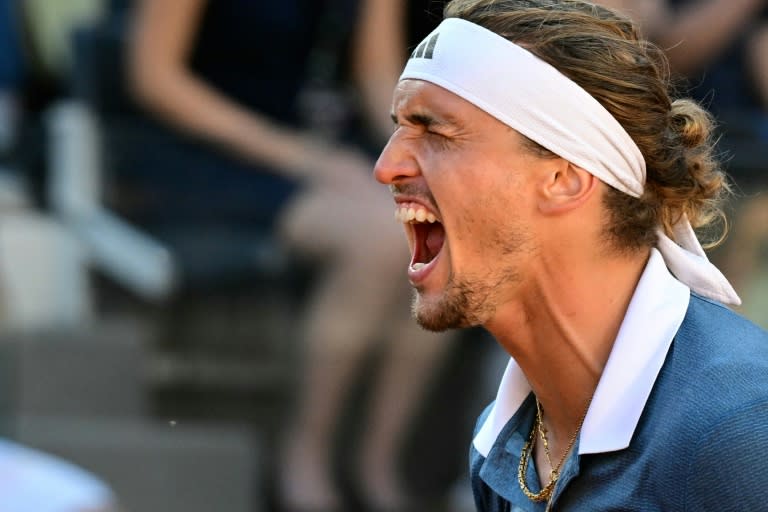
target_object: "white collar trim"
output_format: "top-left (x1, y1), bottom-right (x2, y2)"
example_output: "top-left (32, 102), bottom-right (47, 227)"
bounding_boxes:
top-left (473, 248), bottom-right (690, 456)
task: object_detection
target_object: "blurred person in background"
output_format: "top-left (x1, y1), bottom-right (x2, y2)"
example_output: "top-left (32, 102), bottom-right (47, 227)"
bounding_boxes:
top-left (128, 0), bottom-right (456, 510)
top-left (596, 0), bottom-right (768, 322)
top-left (598, 0), bottom-right (767, 88)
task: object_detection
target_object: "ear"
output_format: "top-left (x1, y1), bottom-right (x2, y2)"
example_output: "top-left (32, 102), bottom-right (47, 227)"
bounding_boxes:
top-left (538, 162), bottom-right (598, 215)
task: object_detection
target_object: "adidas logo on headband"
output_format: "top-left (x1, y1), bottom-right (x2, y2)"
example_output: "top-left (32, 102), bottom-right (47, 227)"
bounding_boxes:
top-left (410, 32), bottom-right (440, 59)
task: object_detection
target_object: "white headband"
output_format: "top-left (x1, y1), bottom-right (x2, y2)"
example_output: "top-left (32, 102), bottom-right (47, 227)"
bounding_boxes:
top-left (401, 18), bottom-right (740, 306)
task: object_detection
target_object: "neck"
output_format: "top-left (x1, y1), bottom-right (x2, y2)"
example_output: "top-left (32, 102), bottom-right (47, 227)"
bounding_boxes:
top-left (486, 246), bottom-right (650, 449)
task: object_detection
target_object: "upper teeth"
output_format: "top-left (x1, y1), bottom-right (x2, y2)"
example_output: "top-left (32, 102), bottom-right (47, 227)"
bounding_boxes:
top-left (395, 206), bottom-right (437, 223)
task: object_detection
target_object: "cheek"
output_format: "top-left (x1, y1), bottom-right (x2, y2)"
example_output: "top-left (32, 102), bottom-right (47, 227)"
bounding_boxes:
top-left (437, 189), bottom-right (503, 264)
top-left (449, 178), bottom-right (533, 250)
top-left (423, 149), bottom-right (530, 238)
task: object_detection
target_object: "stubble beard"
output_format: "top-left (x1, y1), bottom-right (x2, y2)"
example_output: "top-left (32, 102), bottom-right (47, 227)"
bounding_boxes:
top-left (410, 217), bottom-right (532, 332)
top-left (411, 274), bottom-right (498, 332)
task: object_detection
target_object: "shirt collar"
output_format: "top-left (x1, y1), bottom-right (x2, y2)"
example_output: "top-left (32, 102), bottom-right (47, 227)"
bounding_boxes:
top-left (473, 248), bottom-right (690, 457)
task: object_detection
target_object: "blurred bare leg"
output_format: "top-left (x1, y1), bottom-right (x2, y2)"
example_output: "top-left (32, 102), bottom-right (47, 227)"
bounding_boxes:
top-left (278, 185), bottom-right (410, 510)
top-left (357, 306), bottom-right (456, 511)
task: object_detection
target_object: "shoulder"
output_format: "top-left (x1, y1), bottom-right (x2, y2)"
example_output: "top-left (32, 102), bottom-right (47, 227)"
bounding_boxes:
top-left (681, 292), bottom-right (768, 344)
top-left (653, 293), bottom-right (768, 417)
top-left (636, 293), bottom-right (768, 506)
top-left (671, 293), bottom-right (768, 388)
top-left (682, 399), bottom-right (768, 510)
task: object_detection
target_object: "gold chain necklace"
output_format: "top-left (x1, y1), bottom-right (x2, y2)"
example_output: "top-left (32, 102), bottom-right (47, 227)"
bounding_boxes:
top-left (517, 397), bottom-right (592, 503)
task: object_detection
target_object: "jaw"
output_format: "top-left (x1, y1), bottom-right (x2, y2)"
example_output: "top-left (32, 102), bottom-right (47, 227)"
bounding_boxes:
top-left (410, 258), bottom-right (497, 332)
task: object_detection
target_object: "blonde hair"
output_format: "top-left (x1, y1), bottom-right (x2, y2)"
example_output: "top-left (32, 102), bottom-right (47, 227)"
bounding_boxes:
top-left (445, 0), bottom-right (731, 250)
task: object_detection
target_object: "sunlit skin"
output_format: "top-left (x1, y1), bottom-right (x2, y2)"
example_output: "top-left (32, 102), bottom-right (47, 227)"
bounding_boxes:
top-left (374, 79), bottom-right (651, 485)
top-left (375, 79), bottom-right (543, 330)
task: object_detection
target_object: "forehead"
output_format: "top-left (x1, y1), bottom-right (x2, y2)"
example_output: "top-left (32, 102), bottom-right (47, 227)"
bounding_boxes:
top-left (392, 79), bottom-right (508, 130)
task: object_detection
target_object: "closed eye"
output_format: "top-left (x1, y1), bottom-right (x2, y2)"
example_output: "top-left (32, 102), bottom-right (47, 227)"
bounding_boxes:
top-left (424, 128), bottom-right (455, 149)
top-left (390, 111), bottom-right (457, 148)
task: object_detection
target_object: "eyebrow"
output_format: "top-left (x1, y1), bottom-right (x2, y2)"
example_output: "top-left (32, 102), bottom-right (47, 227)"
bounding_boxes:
top-left (390, 111), bottom-right (460, 129)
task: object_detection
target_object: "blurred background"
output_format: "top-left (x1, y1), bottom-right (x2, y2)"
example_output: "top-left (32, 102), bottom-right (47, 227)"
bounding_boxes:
top-left (0, 0), bottom-right (764, 511)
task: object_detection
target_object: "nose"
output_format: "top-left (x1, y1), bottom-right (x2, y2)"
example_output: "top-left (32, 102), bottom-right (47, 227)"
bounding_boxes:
top-left (374, 133), bottom-right (420, 185)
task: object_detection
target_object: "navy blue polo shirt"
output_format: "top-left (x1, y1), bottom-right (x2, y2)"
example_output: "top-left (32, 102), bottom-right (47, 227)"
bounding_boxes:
top-left (471, 252), bottom-right (768, 511)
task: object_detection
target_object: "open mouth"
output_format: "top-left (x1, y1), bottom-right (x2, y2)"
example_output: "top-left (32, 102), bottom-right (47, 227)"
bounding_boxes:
top-left (395, 204), bottom-right (445, 272)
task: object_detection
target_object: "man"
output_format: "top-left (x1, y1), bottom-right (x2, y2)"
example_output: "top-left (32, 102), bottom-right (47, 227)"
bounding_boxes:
top-left (374, 0), bottom-right (768, 510)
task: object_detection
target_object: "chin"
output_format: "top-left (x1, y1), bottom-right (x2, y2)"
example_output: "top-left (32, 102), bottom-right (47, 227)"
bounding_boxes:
top-left (411, 290), bottom-right (476, 332)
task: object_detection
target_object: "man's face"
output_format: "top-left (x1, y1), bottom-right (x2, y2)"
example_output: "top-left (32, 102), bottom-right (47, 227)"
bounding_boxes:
top-left (374, 80), bottom-right (546, 331)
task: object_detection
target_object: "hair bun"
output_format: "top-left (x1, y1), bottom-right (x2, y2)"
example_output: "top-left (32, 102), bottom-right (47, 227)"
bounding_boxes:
top-left (670, 99), bottom-right (713, 148)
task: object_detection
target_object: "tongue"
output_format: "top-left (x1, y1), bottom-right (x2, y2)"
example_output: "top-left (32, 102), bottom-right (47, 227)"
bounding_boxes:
top-left (425, 224), bottom-right (445, 258)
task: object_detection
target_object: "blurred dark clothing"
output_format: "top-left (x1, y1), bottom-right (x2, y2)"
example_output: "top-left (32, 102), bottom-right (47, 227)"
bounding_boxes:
top-left (667, 0), bottom-right (768, 186)
top-left (679, 35), bottom-right (766, 117)
top-left (121, 0), bottom-right (360, 227)
top-left (406, 0), bottom-right (448, 49)
top-left (190, 0), bottom-right (353, 126)
top-left (0, 0), bottom-right (25, 89)
top-left (668, 0), bottom-right (767, 114)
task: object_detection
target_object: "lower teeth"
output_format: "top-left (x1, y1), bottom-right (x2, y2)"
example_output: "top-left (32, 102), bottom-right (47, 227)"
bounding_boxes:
top-left (411, 262), bottom-right (426, 271)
